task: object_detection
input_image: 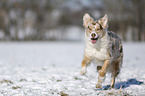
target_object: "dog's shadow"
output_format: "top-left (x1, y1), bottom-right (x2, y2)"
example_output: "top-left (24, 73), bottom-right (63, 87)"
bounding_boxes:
top-left (96, 78), bottom-right (144, 90)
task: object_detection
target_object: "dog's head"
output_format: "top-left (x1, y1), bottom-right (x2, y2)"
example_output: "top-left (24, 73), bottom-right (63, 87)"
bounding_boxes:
top-left (83, 13), bottom-right (108, 44)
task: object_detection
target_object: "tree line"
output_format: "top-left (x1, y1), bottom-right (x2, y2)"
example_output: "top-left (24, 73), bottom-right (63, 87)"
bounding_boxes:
top-left (0, 0), bottom-right (144, 41)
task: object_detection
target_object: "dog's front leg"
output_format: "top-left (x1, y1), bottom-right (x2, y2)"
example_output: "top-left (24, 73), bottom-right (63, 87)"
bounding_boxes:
top-left (80, 56), bottom-right (91, 75)
top-left (96, 60), bottom-right (110, 88)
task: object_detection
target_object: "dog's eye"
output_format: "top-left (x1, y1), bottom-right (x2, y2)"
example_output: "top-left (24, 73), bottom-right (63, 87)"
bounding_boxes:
top-left (88, 26), bottom-right (92, 30)
top-left (95, 29), bottom-right (100, 31)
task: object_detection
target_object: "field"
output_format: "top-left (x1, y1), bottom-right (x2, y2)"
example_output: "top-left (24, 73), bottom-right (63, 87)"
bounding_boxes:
top-left (0, 42), bottom-right (145, 96)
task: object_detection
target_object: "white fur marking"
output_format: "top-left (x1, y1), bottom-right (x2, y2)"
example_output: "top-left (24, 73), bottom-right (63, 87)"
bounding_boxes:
top-left (80, 67), bottom-right (86, 75)
top-left (90, 31), bottom-right (98, 38)
top-left (98, 75), bottom-right (106, 83)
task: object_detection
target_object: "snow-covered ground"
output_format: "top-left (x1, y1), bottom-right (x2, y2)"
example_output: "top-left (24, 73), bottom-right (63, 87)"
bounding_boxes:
top-left (0, 42), bottom-right (145, 96)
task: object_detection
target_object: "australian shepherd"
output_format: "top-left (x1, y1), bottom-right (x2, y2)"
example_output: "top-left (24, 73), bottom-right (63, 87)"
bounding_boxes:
top-left (80, 13), bottom-right (123, 89)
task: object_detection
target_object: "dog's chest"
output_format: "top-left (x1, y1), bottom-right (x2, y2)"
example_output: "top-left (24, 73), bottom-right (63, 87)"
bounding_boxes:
top-left (85, 44), bottom-right (106, 56)
top-left (85, 46), bottom-right (105, 66)
top-left (93, 58), bottom-right (104, 66)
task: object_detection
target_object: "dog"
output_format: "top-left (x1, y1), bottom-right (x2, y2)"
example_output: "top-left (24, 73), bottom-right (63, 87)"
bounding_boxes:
top-left (80, 13), bottom-right (123, 89)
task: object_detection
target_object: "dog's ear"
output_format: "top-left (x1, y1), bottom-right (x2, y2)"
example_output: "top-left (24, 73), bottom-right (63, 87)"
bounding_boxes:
top-left (83, 13), bottom-right (93, 28)
top-left (98, 14), bottom-right (108, 29)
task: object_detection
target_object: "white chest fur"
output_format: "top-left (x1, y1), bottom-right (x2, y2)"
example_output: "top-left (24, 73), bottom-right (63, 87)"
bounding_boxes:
top-left (84, 44), bottom-right (106, 66)
top-left (84, 32), bottom-right (110, 66)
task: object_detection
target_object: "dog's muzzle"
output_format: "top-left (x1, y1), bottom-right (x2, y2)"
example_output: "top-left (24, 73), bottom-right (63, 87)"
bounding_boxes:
top-left (90, 32), bottom-right (99, 44)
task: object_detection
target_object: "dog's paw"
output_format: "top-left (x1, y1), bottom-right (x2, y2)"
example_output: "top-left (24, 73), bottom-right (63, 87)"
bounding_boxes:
top-left (80, 67), bottom-right (86, 75)
top-left (96, 83), bottom-right (102, 89)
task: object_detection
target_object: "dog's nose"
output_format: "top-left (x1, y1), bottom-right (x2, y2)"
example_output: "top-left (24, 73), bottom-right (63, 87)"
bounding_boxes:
top-left (91, 33), bottom-right (96, 38)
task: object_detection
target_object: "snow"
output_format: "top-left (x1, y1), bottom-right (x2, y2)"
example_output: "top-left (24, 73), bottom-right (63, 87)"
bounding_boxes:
top-left (0, 42), bottom-right (145, 96)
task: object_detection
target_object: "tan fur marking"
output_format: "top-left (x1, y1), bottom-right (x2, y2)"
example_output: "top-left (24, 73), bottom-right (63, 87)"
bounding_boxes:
top-left (111, 77), bottom-right (115, 88)
top-left (99, 60), bottom-right (110, 77)
top-left (81, 56), bottom-right (91, 68)
top-left (97, 60), bottom-right (110, 86)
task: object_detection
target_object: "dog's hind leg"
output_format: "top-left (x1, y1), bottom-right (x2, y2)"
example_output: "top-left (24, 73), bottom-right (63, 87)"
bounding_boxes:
top-left (110, 60), bottom-right (120, 88)
top-left (111, 77), bottom-right (115, 88)
top-left (96, 60), bottom-right (110, 88)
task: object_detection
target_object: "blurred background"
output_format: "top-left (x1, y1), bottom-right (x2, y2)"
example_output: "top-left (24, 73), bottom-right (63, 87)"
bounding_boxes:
top-left (0, 0), bottom-right (144, 42)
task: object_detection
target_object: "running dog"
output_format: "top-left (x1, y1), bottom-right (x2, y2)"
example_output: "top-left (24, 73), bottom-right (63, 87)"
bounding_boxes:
top-left (80, 13), bottom-right (123, 88)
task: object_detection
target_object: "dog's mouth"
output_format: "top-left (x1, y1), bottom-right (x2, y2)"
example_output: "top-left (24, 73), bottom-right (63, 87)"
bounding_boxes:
top-left (91, 37), bottom-right (99, 44)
